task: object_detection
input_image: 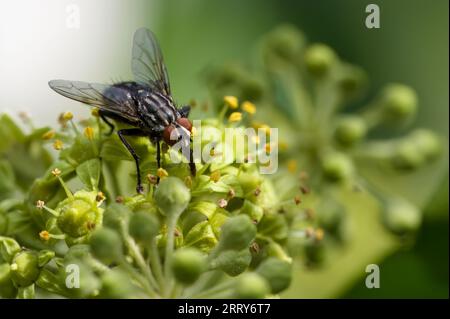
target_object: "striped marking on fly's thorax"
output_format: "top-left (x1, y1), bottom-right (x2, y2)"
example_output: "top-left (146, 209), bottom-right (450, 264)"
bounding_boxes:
top-left (140, 91), bottom-right (178, 129)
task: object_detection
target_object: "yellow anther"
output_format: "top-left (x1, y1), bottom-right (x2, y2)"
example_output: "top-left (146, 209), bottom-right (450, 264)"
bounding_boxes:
top-left (228, 112), bottom-right (242, 122)
top-left (242, 101), bottom-right (256, 114)
top-left (224, 96), bottom-right (238, 109)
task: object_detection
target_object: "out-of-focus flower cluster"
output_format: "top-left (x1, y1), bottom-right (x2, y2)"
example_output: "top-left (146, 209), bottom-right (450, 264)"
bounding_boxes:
top-left (0, 99), bottom-right (317, 298)
top-left (205, 25), bottom-right (443, 264)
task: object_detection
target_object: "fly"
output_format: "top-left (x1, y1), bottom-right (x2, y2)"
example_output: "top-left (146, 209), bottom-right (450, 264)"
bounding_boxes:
top-left (49, 28), bottom-right (196, 194)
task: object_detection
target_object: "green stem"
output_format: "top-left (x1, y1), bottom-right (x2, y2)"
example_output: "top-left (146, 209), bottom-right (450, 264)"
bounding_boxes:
top-left (149, 238), bottom-right (164, 289)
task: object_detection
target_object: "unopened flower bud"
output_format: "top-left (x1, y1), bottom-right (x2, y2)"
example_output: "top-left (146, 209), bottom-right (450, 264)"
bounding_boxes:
top-left (321, 153), bottom-right (354, 182)
top-left (334, 116), bottom-right (367, 146)
top-left (171, 248), bottom-right (206, 285)
top-left (154, 177), bottom-right (191, 217)
top-left (218, 215), bottom-right (257, 251)
top-left (383, 198), bottom-right (421, 235)
top-left (234, 273), bottom-right (270, 299)
top-left (380, 83), bottom-right (417, 120)
top-left (256, 257), bottom-right (292, 294)
top-left (129, 211), bottom-right (160, 243)
top-left (90, 228), bottom-right (123, 264)
top-left (209, 249), bottom-right (251, 276)
top-left (304, 44), bottom-right (336, 76)
top-left (10, 251), bottom-right (40, 287)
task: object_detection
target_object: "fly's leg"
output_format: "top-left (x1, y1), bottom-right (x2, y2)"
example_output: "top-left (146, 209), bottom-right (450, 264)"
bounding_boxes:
top-left (117, 129), bottom-right (147, 194)
top-left (189, 137), bottom-right (196, 176)
top-left (99, 110), bottom-right (115, 136)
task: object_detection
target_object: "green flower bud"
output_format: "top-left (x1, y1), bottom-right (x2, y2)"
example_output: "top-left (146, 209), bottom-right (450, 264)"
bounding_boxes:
top-left (337, 64), bottom-right (367, 99)
top-left (240, 200), bottom-right (264, 223)
top-left (304, 44), bottom-right (336, 76)
top-left (0, 263), bottom-right (17, 298)
top-left (264, 24), bottom-right (305, 62)
top-left (10, 251), bottom-right (40, 287)
top-left (129, 211), bottom-right (160, 244)
top-left (56, 190), bottom-right (103, 238)
top-left (391, 140), bottom-right (424, 171)
top-left (154, 177), bottom-right (191, 217)
top-left (209, 249), bottom-right (252, 276)
top-left (234, 273), bottom-right (270, 299)
top-left (103, 203), bottom-right (131, 231)
top-left (380, 83), bottom-right (417, 120)
top-left (334, 116), bottom-right (367, 146)
top-left (90, 228), bottom-right (123, 264)
top-left (171, 248), bottom-right (206, 285)
top-left (321, 153), bottom-right (354, 182)
top-left (218, 215), bottom-right (256, 251)
top-left (99, 268), bottom-right (136, 298)
top-left (256, 257), bottom-right (292, 294)
top-left (383, 198), bottom-right (422, 234)
top-left (411, 129), bottom-right (442, 161)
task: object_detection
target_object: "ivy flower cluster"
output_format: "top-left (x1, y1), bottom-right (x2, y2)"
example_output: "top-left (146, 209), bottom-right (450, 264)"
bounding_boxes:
top-left (205, 25), bottom-right (442, 264)
top-left (0, 98), bottom-right (317, 298)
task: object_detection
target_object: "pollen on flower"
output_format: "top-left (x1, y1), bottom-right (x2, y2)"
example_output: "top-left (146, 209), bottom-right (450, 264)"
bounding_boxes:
top-left (147, 174), bottom-right (158, 185)
top-left (315, 228), bottom-right (325, 241)
top-left (157, 167), bottom-right (169, 178)
top-left (62, 111), bottom-right (74, 121)
top-left (96, 191), bottom-right (106, 202)
top-left (36, 200), bottom-right (45, 209)
top-left (305, 227), bottom-right (314, 238)
top-left (242, 101), bottom-right (256, 114)
top-left (84, 126), bottom-right (94, 140)
top-left (210, 170), bottom-right (221, 182)
top-left (217, 198), bottom-right (228, 208)
top-left (228, 112), bottom-right (242, 122)
top-left (51, 168), bottom-right (62, 176)
top-left (224, 95), bottom-right (238, 109)
top-left (300, 185), bottom-right (310, 195)
top-left (42, 130), bottom-right (55, 140)
top-left (39, 230), bottom-right (50, 241)
top-left (115, 196), bottom-right (124, 203)
top-left (53, 139), bottom-right (63, 150)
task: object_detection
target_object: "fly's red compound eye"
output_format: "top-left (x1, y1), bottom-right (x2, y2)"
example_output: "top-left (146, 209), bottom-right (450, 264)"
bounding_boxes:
top-left (176, 117), bottom-right (192, 132)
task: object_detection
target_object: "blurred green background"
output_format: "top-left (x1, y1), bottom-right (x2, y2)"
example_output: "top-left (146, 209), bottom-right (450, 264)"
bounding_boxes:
top-left (145, 0), bottom-right (448, 298)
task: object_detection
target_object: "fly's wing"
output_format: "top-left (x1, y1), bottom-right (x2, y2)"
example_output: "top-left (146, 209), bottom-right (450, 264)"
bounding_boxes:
top-left (131, 28), bottom-right (171, 96)
top-left (48, 80), bottom-right (140, 123)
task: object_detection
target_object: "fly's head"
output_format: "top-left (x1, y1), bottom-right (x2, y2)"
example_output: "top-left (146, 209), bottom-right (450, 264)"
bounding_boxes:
top-left (163, 117), bottom-right (193, 146)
